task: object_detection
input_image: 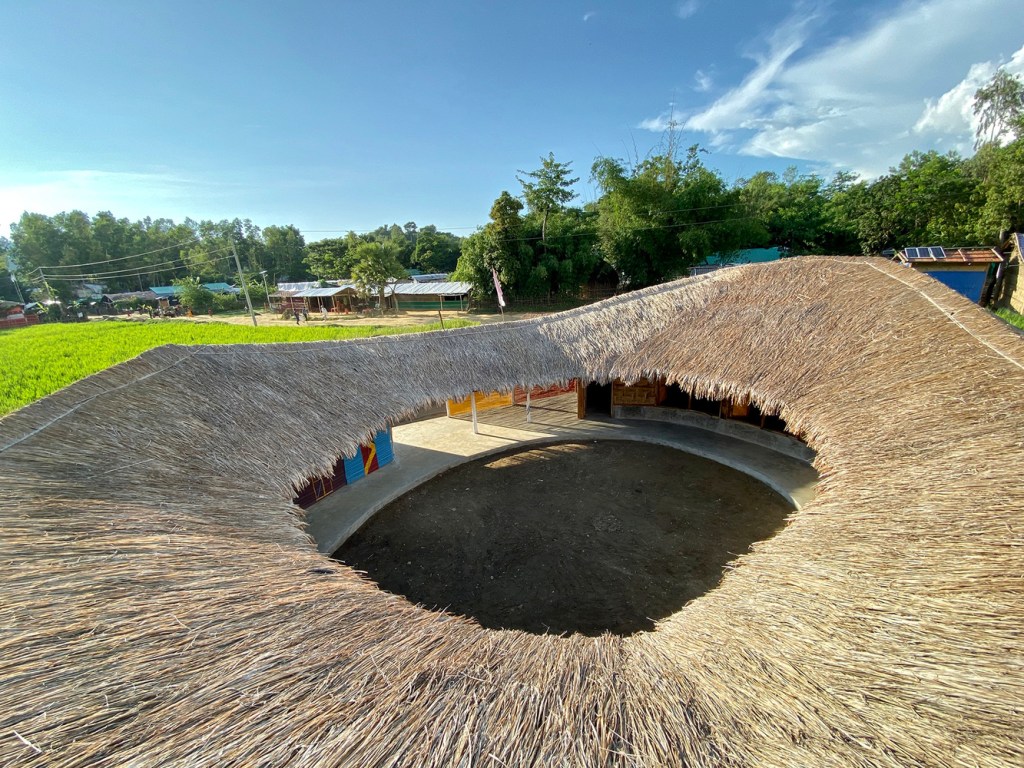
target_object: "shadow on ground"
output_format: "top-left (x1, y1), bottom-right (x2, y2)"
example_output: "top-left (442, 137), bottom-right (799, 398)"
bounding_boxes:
top-left (334, 440), bottom-right (794, 636)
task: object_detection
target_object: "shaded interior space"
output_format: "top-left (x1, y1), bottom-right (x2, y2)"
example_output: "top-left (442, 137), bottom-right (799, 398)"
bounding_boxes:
top-left (585, 381), bottom-right (612, 415)
top-left (603, 378), bottom-right (793, 434)
top-left (333, 440), bottom-right (795, 636)
top-left (448, 378), bottom-right (798, 442)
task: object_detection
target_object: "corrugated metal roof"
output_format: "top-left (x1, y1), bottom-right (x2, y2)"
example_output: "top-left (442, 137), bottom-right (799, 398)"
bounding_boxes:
top-left (103, 291), bottom-right (160, 302)
top-left (392, 281), bottom-right (472, 296)
top-left (203, 282), bottom-right (240, 294)
top-left (293, 286), bottom-right (358, 298)
top-left (148, 283), bottom-right (240, 295)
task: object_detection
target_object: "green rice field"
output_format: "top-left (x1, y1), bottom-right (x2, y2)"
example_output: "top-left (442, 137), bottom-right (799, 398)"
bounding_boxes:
top-left (0, 319), bottom-right (474, 417)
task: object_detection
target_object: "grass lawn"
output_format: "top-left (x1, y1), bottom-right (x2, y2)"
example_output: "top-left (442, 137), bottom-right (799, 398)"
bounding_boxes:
top-left (0, 318), bottom-right (474, 417)
top-left (996, 307), bottom-right (1024, 331)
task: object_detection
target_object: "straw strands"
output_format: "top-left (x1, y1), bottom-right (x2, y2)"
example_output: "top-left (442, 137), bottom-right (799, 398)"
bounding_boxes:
top-left (1, 256), bottom-right (1022, 766)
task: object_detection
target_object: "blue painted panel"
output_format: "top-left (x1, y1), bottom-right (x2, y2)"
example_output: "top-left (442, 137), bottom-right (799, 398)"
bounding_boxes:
top-left (342, 453), bottom-right (364, 483)
top-left (375, 429), bottom-right (394, 466)
top-left (926, 270), bottom-right (986, 302)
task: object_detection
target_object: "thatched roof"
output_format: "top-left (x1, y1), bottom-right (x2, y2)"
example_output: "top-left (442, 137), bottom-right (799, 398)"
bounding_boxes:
top-left (1, 257), bottom-right (1022, 767)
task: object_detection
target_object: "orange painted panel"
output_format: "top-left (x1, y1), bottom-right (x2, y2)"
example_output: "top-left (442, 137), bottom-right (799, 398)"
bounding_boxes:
top-left (446, 390), bottom-right (514, 416)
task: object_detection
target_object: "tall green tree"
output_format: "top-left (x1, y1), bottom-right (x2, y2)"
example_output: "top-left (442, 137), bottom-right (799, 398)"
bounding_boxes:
top-left (819, 171), bottom-right (864, 254)
top-left (9, 213), bottom-right (62, 277)
top-left (487, 191), bottom-right (533, 287)
top-left (517, 153), bottom-right (579, 243)
top-left (973, 69), bottom-right (1024, 149)
top-left (520, 207), bottom-right (600, 297)
top-left (740, 168), bottom-right (823, 254)
top-left (969, 71), bottom-right (1024, 242)
top-left (263, 224), bottom-right (308, 282)
top-left (231, 218), bottom-right (265, 273)
top-left (127, 217), bottom-right (196, 286)
top-left (411, 225), bottom-right (462, 273)
top-left (183, 219), bottom-right (233, 281)
top-left (826, 151), bottom-right (980, 254)
top-left (305, 234), bottom-right (359, 280)
top-left (451, 230), bottom-right (491, 295)
top-left (888, 151), bottom-right (979, 246)
top-left (350, 241), bottom-right (405, 313)
top-left (52, 211), bottom-right (98, 269)
top-left (91, 211), bottom-right (132, 264)
top-left (453, 192), bottom-right (534, 298)
top-left (172, 276), bottom-right (215, 312)
top-left (971, 138), bottom-right (1024, 239)
top-left (592, 146), bottom-right (760, 286)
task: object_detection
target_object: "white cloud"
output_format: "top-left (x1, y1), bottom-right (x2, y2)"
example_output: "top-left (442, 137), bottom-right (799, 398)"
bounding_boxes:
top-left (583, 11), bottom-right (596, 22)
top-left (914, 45), bottom-right (1024, 147)
top-left (694, 68), bottom-right (713, 93)
top-left (667, 0), bottom-right (1024, 177)
top-left (638, 6), bottom-right (819, 140)
top-left (676, 1), bottom-right (700, 20)
top-left (637, 115), bottom-right (672, 132)
top-left (683, 8), bottom-right (816, 135)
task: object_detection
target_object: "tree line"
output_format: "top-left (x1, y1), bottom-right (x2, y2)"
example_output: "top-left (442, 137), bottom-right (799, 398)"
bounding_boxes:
top-left (4, 69), bottom-right (1021, 306)
top-left (455, 69), bottom-right (1024, 300)
top-left (0, 215), bottom-right (462, 304)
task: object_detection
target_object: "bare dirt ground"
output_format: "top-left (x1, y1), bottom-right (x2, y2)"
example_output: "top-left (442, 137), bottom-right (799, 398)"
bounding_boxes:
top-left (334, 440), bottom-right (794, 636)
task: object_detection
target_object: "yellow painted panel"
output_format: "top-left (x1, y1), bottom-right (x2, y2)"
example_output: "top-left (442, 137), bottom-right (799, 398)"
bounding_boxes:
top-left (446, 390), bottom-right (514, 416)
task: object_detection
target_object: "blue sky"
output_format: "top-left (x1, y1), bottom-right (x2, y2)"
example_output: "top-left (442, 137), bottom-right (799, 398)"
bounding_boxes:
top-left (2, 0), bottom-right (1023, 240)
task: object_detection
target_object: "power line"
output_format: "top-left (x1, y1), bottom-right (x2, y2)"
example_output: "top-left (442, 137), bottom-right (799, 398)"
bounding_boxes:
top-left (301, 226), bottom-right (482, 234)
top-left (35, 245), bottom-right (235, 280)
top-left (31, 237), bottom-right (202, 271)
top-left (32, 250), bottom-right (237, 283)
top-left (38, 256), bottom-right (188, 280)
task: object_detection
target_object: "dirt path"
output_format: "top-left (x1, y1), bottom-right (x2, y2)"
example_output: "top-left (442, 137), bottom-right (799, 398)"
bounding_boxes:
top-left (334, 440), bottom-right (794, 636)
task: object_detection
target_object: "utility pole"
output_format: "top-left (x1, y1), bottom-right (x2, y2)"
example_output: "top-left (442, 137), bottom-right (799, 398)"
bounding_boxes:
top-left (10, 272), bottom-right (25, 304)
top-left (232, 242), bottom-right (258, 327)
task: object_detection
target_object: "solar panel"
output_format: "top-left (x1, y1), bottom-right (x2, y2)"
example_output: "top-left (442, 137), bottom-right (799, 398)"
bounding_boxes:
top-left (903, 246), bottom-right (945, 260)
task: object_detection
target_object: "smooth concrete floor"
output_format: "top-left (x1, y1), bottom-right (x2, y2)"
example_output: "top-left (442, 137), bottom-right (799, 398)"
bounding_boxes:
top-left (303, 395), bottom-right (820, 555)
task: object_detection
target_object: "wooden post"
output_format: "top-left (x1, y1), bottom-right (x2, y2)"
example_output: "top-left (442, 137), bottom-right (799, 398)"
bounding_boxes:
top-left (471, 391), bottom-right (478, 435)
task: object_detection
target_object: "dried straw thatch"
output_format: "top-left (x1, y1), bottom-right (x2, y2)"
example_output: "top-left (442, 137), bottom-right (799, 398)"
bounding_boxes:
top-left (1, 257), bottom-right (1022, 766)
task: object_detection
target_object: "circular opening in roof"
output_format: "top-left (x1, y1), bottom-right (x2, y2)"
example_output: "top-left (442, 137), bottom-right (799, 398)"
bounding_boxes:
top-left (333, 440), bottom-right (794, 636)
